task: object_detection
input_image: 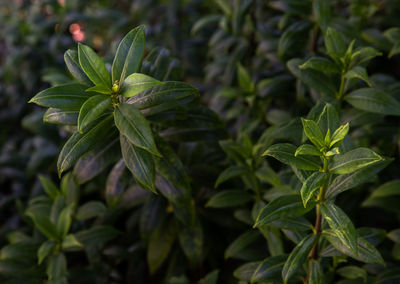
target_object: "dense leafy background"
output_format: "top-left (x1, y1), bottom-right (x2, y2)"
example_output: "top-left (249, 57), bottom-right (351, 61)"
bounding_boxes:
top-left (1, 0), bottom-right (400, 283)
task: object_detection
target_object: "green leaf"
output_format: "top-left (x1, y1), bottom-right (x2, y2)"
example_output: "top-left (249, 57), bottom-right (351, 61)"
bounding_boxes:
top-left (272, 217), bottom-right (313, 231)
top-left (178, 220), bottom-right (203, 264)
top-left (345, 88), bottom-right (400, 116)
top-left (323, 230), bottom-right (384, 264)
top-left (37, 240), bottom-right (56, 265)
top-left (344, 66), bottom-right (371, 86)
top-left (112, 25), bottom-right (145, 83)
top-left (301, 118), bottom-right (325, 149)
top-left (191, 14), bottom-right (221, 35)
top-left (120, 134), bottom-right (155, 192)
top-left (325, 147), bottom-right (340, 156)
top-left (76, 226), bottom-right (120, 246)
top-left (368, 180), bottom-right (400, 199)
top-left (57, 115), bottom-right (116, 176)
top-left (38, 175), bottom-right (59, 200)
top-left (329, 147), bottom-right (383, 174)
top-left (321, 202), bottom-right (357, 254)
top-left (198, 270), bottom-right (219, 284)
top-left (122, 73), bottom-right (163, 98)
top-left (337, 266), bottom-right (367, 282)
top-left (295, 144), bottom-right (322, 157)
top-left (29, 83), bottom-right (92, 111)
top-left (215, 165), bottom-right (249, 188)
top-left (78, 43), bottom-right (111, 88)
top-left (325, 27), bottom-right (346, 60)
top-left (225, 231), bottom-right (260, 259)
top-left (61, 234), bottom-right (83, 251)
top-left (56, 205), bottom-right (74, 238)
top-left (29, 214), bottom-right (60, 241)
top-left (278, 21), bottom-right (312, 59)
top-left (64, 49), bottom-right (91, 84)
top-left (299, 57), bottom-right (340, 74)
top-left (326, 159), bottom-right (390, 198)
top-left (388, 229), bottom-right (400, 243)
top-left (206, 190), bottom-right (253, 208)
top-left (46, 253), bottom-right (67, 281)
top-left (147, 219), bottom-right (176, 274)
top-left (263, 143), bottom-right (320, 171)
top-left (300, 172), bottom-right (326, 207)
top-left (282, 234), bottom-right (317, 283)
top-left (44, 108), bottom-right (78, 125)
top-left (251, 255), bottom-right (287, 283)
top-left (234, 262), bottom-right (260, 282)
top-left (127, 81), bottom-right (199, 115)
top-left (77, 94), bottom-right (111, 133)
top-left (313, 0), bottom-right (332, 31)
top-left (76, 201), bottom-right (106, 220)
top-left (309, 260), bottom-right (324, 284)
top-left (114, 103), bottom-right (160, 156)
top-left (85, 85), bottom-right (112, 94)
top-left (254, 195), bottom-right (315, 227)
top-left (330, 123), bottom-right (349, 147)
top-left (317, 103), bottom-right (340, 135)
top-left (351, 47), bottom-right (381, 65)
top-left (376, 268), bottom-right (400, 284)
top-left (237, 63), bottom-right (254, 93)
top-left (287, 58), bottom-right (337, 98)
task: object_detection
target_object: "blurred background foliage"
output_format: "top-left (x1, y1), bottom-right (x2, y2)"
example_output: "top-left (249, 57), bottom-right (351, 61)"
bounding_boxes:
top-left (1, 0), bottom-right (400, 283)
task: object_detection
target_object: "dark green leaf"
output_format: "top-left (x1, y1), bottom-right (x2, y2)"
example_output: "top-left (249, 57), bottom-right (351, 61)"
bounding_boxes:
top-left (29, 83), bottom-right (92, 111)
top-left (368, 180), bottom-right (400, 199)
top-left (263, 143), bottom-right (320, 171)
top-left (321, 202), bottom-right (357, 254)
top-left (56, 205), bottom-right (73, 238)
top-left (254, 195), bottom-right (315, 227)
top-left (300, 57), bottom-right (339, 74)
top-left (46, 253), bottom-right (67, 281)
top-left (76, 201), bottom-right (106, 220)
top-left (78, 94), bottom-right (111, 133)
top-left (317, 103), bottom-right (340, 135)
top-left (282, 234), bottom-right (317, 283)
top-left (78, 43), bottom-right (111, 88)
top-left (37, 240), bottom-right (55, 265)
top-left (28, 214), bottom-right (60, 241)
top-left (325, 28), bottom-right (346, 59)
top-left (112, 25), bottom-right (145, 83)
top-left (120, 134), bottom-right (155, 192)
top-left (85, 84), bottom-right (112, 94)
top-left (309, 260), bottom-right (324, 284)
top-left (38, 175), bottom-right (59, 200)
top-left (345, 88), bottom-right (400, 116)
top-left (114, 103), bottom-right (160, 156)
top-left (44, 108), bottom-right (78, 125)
top-left (234, 262), bottom-right (260, 282)
top-left (57, 115), bottom-right (116, 176)
top-left (344, 66), bottom-right (371, 86)
top-left (300, 172), bottom-right (326, 207)
top-left (64, 49), bottom-right (91, 84)
top-left (206, 190), bottom-right (253, 208)
top-left (215, 165), bottom-right (248, 188)
top-left (301, 118), bottom-right (325, 149)
top-left (225, 231), bottom-right (260, 259)
top-left (251, 255), bottom-right (287, 283)
top-left (329, 147), bottom-right (383, 174)
top-left (337, 266), bottom-right (367, 282)
top-left (237, 63), bottom-right (254, 92)
top-left (76, 226), bottom-right (120, 246)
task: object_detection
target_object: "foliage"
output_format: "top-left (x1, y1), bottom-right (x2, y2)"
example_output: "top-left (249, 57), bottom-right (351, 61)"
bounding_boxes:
top-left (1, 0), bottom-right (400, 283)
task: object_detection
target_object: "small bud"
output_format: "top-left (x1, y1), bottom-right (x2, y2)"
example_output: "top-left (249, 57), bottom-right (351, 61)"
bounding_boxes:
top-left (112, 81), bottom-right (119, 93)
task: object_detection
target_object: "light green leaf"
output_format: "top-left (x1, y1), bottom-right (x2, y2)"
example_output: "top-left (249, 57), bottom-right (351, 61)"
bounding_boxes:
top-left (85, 85), bottom-right (112, 94)
top-left (37, 240), bottom-right (56, 265)
top-left (61, 234), bottom-right (83, 251)
top-left (120, 134), bottom-right (155, 192)
top-left (329, 147), bottom-right (383, 174)
top-left (300, 172), bottom-right (326, 207)
top-left (317, 103), bottom-right (340, 135)
top-left (301, 118), bottom-right (325, 149)
top-left (225, 231), bottom-right (260, 259)
top-left (206, 190), bottom-right (253, 208)
top-left (344, 66), bottom-right (371, 86)
top-left (263, 143), bottom-right (320, 171)
top-left (77, 94), bottom-right (111, 133)
top-left (282, 234), bottom-right (316, 283)
top-left (321, 202), bottom-right (357, 254)
top-left (330, 123), bottom-right (349, 147)
top-left (351, 47), bottom-right (381, 65)
top-left (112, 25), bottom-right (145, 84)
top-left (295, 144), bottom-right (322, 157)
top-left (254, 195), bottom-right (315, 227)
top-left (326, 147), bottom-right (340, 156)
top-left (122, 73), bottom-right (162, 98)
top-left (57, 115), bottom-right (116, 176)
top-left (78, 43), bottom-right (111, 88)
top-left (299, 57), bottom-right (340, 74)
top-left (29, 83), bottom-right (92, 111)
top-left (114, 103), bottom-right (160, 156)
top-left (345, 88), bottom-right (400, 116)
